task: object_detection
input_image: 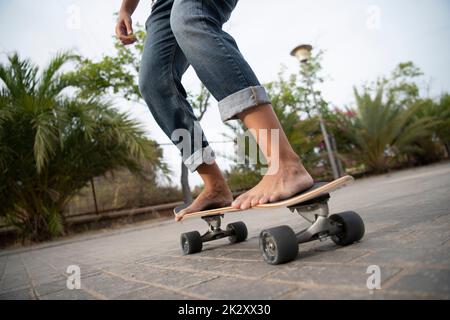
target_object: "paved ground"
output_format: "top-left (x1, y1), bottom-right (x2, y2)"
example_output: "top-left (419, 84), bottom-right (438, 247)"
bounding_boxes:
top-left (0, 162), bottom-right (449, 300)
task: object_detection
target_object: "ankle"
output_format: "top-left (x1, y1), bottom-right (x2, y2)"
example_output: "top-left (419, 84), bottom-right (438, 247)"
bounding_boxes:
top-left (204, 179), bottom-right (230, 192)
top-left (280, 151), bottom-right (301, 163)
top-left (277, 157), bottom-right (311, 176)
top-left (270, 153), bottom-right (302, 169)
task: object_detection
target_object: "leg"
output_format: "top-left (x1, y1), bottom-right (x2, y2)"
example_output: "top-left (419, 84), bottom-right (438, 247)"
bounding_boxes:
top-left (140, 0), bottom-right (208, 171)
top-left (139, 0), bottom-right (232, 220)
top-left (170, 0), bottom-right (269, 117)
top-left (170, 0), bottom-right (313, 212)
top-left (233, 105), bottom-right (313, 209)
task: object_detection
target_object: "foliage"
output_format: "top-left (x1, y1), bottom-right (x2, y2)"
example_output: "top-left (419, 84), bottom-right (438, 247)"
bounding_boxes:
top-left (334, 86), bottom-right (437, 172)
top-left (0, 52), bottom-right (166, 241)
top-left (406, 95), bottom-right (450, 164)
top-left (225, 165), bottom-right (262, 192)
top-left (65, 24), bottom-right (146, 101)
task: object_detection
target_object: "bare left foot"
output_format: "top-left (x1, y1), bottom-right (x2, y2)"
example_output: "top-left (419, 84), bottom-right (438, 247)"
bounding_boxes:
top-left (175, 181), bottom-right (233, 222)
top-left (232, 161), bottom-right (314, 210)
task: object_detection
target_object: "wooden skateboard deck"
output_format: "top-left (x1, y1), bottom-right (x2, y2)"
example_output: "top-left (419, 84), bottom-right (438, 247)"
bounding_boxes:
top-left (174, 175), bottom-right (354, 220)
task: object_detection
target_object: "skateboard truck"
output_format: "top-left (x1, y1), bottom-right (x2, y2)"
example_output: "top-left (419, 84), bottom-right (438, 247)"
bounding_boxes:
top-left (200, 214), bottom-right (230, 242)
top-left (259, 193), bottom-right (365, 265)
top-left (180, 214), bottom-right (248, 255)
top-left (287, 193), bottom-right (341, 243)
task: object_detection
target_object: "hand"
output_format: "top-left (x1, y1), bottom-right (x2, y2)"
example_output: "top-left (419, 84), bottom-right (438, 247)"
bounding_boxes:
top-left (115, 11), bottom-right (137, 45)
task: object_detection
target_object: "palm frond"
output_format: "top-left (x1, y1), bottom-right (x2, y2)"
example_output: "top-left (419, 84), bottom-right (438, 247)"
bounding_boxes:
top-left (32, 110), bottom-right (59, 174)
top-left (37, 51), bottom-right (78, 99)
top-left (7, 53), bottom-right (39, 97)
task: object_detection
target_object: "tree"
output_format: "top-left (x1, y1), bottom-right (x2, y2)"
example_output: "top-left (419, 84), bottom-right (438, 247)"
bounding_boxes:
top-left (435, 93), bottom-right (450, 154)
top-left (0, 52), bottom-right (166, 241)
top-left (331, 61), bottom-right (447, 171)
top-left (409, 94), bottom-right (450, 163)
top-left (335, 85), bottom-right (436, 172)
top-left (384, 61), bottom-right (423, 108)
top-left (67, 23), bottom-right (146, 101)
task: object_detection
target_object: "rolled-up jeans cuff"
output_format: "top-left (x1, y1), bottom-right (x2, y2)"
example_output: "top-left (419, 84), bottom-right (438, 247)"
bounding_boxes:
top-left (218, 85), bottom-right (271, 122)
top-left (184, 145), bottom-right (216, 172)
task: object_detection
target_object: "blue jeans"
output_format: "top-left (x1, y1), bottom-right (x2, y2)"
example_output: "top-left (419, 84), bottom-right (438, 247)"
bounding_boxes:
top-left (139, 0), bottom-right (270, 172)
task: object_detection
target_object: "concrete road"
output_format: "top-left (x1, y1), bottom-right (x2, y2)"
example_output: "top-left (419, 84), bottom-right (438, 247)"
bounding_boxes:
top-left (1, 162), bottom-right (449, 299)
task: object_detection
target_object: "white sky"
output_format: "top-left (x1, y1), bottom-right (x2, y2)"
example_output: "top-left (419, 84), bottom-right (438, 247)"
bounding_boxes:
top-left (1, 0), bottom-right (449, 186)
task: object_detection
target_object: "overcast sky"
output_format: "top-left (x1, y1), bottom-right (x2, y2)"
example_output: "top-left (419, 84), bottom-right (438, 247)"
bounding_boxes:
top-left (1, 0), bottom-right (449, 186)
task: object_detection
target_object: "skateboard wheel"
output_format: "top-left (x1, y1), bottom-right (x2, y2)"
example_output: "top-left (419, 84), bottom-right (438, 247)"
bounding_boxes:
top-left (259, 226), bottom-right (298, 265)
top-left (329, 211), bottom-right (365, 246)
top-left (226, 221), bottom-right (248, 244)
top-left (180, 231), bottom-right (202, 254)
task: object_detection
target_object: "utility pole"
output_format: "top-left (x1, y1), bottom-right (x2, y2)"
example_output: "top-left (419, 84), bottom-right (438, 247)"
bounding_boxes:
top-left (90, 177), bottom-right (99, 214)
top-left (290, 44), bottom-right (340, 179)
top-left (181, 162), bottom-right (193, 204)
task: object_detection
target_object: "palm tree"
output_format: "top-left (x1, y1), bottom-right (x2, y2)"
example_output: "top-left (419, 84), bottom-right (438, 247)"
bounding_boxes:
top-left (435, 94), bottom-right (450, 155)
top-left (0, 52), bottom-right (166, 241)
top-left (336, 86), bottom-right (436, 172)
top-left (416, 95), bottom-right (450, 152)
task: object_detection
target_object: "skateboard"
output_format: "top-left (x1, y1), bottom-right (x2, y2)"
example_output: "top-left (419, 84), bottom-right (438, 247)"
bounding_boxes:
top-left (174, 175), bottom-right (365, 265)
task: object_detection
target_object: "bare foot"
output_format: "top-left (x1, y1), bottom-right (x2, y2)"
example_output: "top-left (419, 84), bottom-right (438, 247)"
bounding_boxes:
top-left (232, 161), bottom-right (314, 210)
top-left (175, 182), bottom-right (233, 222)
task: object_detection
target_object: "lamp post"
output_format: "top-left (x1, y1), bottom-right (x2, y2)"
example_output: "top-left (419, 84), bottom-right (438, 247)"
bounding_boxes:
top-left (290, 44), bottom-right (340, 179)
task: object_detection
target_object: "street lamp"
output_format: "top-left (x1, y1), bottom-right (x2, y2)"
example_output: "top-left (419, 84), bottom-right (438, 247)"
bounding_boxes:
top-left (290, 44), bottom-right (340, 179)
top-left (290, 44), bottom-right (313, 63)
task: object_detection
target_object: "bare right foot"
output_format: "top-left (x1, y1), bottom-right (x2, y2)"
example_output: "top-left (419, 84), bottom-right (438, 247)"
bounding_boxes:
top-left (232, 160), bottom-right (314, 210)
top-left (175, 182), bottom-right (233, 222)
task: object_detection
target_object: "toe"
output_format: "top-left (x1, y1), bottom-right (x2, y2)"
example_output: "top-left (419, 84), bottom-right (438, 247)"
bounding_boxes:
top-left (240, 197), bottom-right (252, 210)
top-left (175, 209), bottom-right (186, 222)
top-left (232, 198), bottom-right (242, 209)
top-left (258, 195), bottom-right (269, 204)
top-left (232, 193), bottom-right (247, 209)
top-left (250, 196), bottom-right (260, 207)
top-left (233, 193), bottom-right (252, 209)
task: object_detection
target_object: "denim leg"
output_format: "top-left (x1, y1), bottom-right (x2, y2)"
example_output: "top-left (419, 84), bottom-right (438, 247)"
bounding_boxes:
top-left (139, 0), bottom-right (215, 172)
top-left (170, 0), bottom-right (271, 122)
